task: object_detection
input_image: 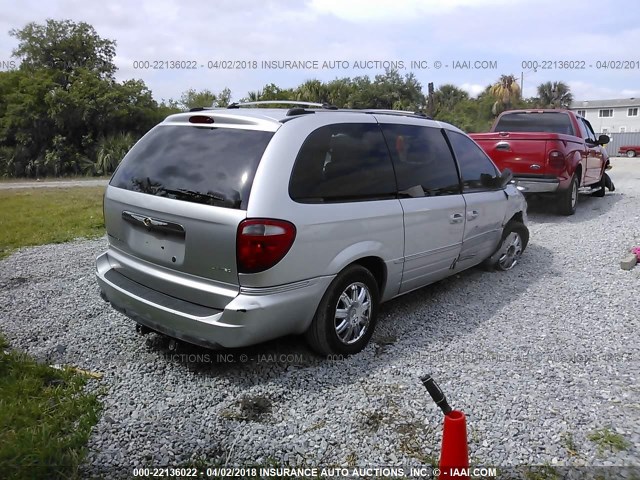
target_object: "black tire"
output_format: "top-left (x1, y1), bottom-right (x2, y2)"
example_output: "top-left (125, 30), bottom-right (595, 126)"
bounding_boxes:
top-left (557, 173), bottom-right (579, 215)
top-left (305, 264), bottom-right (379, 356)
top-left (482, 221), bottom-right (529, 271)
top-left (604, 172), bottom-right (615, 192)
top-left (591, 171), bottom-right (606, 197)
top-left (627, 150), bottom-right (636, 158)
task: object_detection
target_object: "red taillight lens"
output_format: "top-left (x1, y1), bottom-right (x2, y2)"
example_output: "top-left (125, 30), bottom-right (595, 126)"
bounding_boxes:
top-left (236, 219), bottom-right (296, 273)
top-left (189, 115), bottom-right (214, 124)
top-left (548, 150), bottom-right (565, 170)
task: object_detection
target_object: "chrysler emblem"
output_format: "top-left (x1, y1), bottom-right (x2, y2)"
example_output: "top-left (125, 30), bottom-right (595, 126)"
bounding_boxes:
top-left (143, 217), bottom-right (153, 227)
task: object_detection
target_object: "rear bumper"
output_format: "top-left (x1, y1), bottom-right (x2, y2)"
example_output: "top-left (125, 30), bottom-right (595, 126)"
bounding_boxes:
top-left (96, 251), bottom-right (334, 349)
top-left (514, 177), bottom-right (560, 193)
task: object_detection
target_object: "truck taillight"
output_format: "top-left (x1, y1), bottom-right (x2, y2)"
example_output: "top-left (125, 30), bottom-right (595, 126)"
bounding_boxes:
top-left (548, 150), bottom-right (565, 170)
top-left (236, 219), bottom-right (296, 274)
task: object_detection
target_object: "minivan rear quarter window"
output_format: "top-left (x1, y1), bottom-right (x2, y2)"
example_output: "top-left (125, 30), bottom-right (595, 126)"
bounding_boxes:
top-left (289, 123), bottom-right (397, 203)
top-left (110, 125), bottom-right (274, 210)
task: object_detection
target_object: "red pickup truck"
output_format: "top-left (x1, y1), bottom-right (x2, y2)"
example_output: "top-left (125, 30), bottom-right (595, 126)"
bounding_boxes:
top-left (469, 109), bottom-right (610, 215)
top-left (618, 145), bottom-right (639, 157)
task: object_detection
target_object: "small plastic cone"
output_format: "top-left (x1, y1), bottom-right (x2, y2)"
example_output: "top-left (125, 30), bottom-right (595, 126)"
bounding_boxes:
top-left (438, 410), bottom-right (469, 479)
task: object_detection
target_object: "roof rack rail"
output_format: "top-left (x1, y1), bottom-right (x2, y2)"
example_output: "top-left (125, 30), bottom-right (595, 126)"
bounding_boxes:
top-left (359, 109), bottom-right (432, 120)
top-left (286, 107), bottom-right (316, 116)
top-left (226, 100), bottom-right (338, 110)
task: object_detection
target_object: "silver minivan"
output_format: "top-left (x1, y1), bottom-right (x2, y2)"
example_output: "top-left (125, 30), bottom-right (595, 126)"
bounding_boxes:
top-left (96, 102), bottom-right (529, 355)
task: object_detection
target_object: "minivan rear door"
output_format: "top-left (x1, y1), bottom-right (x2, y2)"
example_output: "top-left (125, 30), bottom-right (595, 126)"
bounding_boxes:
top-left (104, 117), bottom-right (277, 309)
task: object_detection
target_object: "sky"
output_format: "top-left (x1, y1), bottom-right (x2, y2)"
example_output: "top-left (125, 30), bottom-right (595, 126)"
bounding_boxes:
top-left (1, 0), bottom-right (639, 104)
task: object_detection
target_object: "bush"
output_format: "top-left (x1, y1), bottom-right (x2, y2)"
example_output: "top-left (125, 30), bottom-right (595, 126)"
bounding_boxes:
top-left (95, 132), bottom-right (137, 175)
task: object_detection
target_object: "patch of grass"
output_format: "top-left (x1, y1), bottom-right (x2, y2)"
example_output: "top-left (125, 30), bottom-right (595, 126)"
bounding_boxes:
top-left (523, 465), bottom-right (561, 480)
top-left (0, 334), bottom-right (102, 479)
top-left (562, 432), bottom-right (579, 456)
top-left (588, 427), bottom-right (631, 454)
top-left (0, 187), bottom-right (105, 259)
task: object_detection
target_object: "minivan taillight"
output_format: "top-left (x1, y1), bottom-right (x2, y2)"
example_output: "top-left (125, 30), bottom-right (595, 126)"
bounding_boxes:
top-left (548, 150), bottom-right (566, 170)
top-left (236, 219), bottom-right (296, 273)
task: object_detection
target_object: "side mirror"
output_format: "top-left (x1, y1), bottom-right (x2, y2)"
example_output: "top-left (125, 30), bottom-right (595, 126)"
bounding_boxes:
top-left (480, 169), bottom-right (513, 189)
top-left (598, 134), bottom-right (610, 146)
top-left (498, 168), bottom-right (513, 188)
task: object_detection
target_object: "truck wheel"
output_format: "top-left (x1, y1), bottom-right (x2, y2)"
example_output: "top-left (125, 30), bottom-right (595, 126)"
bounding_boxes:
top-left (628, 150), bottom-right (637, 158)
top-left (591, 171), bottom-right (606, 197)
top-left (558, 174), bottom-right (579, 215)
top-left (305, 265), bottom-right (379, 356)
top-left (482, 221), bottom-right (529, 271)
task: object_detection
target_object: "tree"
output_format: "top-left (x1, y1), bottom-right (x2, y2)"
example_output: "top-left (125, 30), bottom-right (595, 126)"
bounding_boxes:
top-left (295, 79), bottom-right (329, 103)
top-left (433, 84), bottom-right (470, 117)
top-left (177, 87), bottom-right (232, 110)
top-left (0, 20), bottom-right (170, 177)
top-left (10, 19), bottom-right (117, 83)
top-left (489, 75), bottom-right (521, 116)
top-left (535, 81), bottom-right (573, 109)
top-left (325, 78), bottom-right (355, 108)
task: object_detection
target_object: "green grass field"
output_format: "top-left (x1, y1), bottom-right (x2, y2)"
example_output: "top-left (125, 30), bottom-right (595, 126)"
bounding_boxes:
top-left (0, 187), bottom-right (105, 259)
top-left (0, 335), bottom-right (102, 479)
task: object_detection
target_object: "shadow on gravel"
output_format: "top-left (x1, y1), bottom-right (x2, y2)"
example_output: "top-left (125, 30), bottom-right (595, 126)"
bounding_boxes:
top-left (138, 242), bottom-right (557, 389)
top-left (526, 191), bottom-right (621, 224)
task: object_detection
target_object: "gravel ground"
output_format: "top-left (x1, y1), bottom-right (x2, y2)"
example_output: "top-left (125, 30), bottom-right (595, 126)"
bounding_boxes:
top-left (1, 158), bottom-right (639, 478)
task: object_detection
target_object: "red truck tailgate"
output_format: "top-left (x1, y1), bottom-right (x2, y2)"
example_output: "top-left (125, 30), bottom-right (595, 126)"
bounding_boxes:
top-left (469, 132), bottom-right (572, 176)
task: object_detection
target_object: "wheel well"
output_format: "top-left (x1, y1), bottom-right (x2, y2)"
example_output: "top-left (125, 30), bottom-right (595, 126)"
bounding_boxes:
top-left (352, 256), bottom-right (386, 294)
top-left (507, 211), bottom-right (524, 225)
top-left (574, 164), bottom-right (582, 185)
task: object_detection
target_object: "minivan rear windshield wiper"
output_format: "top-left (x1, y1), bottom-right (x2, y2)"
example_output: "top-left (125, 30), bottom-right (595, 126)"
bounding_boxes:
top-left (159, 187), bottom-right (241, 208)
top-left (128, 177), bottom-right (240, 207)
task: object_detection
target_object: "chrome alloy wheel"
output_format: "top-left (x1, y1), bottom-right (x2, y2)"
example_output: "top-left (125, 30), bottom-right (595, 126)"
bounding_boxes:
top-left (571, 180), bottom-right (578, 209)
top-left (498, 232), bottom-right (524, 270)
top-left (334, 282), bottom-right (372, 345)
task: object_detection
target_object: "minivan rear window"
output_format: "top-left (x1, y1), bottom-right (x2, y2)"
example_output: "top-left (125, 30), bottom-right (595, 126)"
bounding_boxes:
top-left (110, 125), bottom-right (274, 209)
top-left (494, 112), bottom-right (575, 135)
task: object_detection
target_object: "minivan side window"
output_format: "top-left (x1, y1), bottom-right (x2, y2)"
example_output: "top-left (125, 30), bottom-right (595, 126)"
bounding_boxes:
top-left (289, 123), bottom-right (397, 203)
top-left (446, 131), bottom-right (501, 192)
top-left (381, 124), bottom-right (461, 196)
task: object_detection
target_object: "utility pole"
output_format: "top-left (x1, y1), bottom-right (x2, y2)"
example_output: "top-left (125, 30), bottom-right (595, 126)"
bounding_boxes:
top-left (427, 82), bottom-right (435, 117)
top-left (520, 72), bottom-right (524, 95)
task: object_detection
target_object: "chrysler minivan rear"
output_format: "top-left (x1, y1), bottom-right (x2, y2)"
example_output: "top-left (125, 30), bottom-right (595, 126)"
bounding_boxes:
top-left (95, 111), bottom-right (331, 348)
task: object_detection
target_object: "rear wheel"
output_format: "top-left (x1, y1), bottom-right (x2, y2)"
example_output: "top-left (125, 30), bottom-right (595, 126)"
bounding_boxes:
top-left (627, 150), bottom-right (636, 158)
top-left (483, 221), bottom-right (529, 271)
top-left (305, 265), bottom-right (379, 356)
top-left (557, 174), bottom-right (579, 215)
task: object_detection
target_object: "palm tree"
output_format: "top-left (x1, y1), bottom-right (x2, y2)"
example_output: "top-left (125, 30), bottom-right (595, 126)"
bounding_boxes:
top-left (95, 132), bottom-right (136, 175)
top-left (536, 81), bottom-right (573, 109)
top-left (295, 80), bottom-right (328, 103)
top-left (489, 75), bottom-right (521, 116)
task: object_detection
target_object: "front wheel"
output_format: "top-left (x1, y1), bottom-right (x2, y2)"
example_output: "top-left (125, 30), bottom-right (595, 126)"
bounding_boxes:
top-left (557, 174), bottom-right (579, 215)
top-left (305, 265), bottom-right (379, 356)
top-left (483, 221), bottom-right (529, 271)
top-left (627, 150), bottom-right (636, 158)
top-left (591, 171), bottom-right (606, 197)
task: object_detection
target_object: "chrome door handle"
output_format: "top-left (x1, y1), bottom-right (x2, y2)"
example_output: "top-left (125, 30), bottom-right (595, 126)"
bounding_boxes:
top-left (449, 213), bottom-right (464, 224)
top-left (467, 210), bottom-right (479, 221)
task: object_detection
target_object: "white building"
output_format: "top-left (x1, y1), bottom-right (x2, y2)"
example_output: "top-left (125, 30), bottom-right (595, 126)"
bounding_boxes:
top-left (570, 98), bottom-right (640, 134)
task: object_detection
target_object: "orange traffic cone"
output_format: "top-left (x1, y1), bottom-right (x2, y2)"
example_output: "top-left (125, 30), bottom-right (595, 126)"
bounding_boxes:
top-left (420, 375), bottom-right (470, 480)
top-left (439, 410), bottom-right (469, 479)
